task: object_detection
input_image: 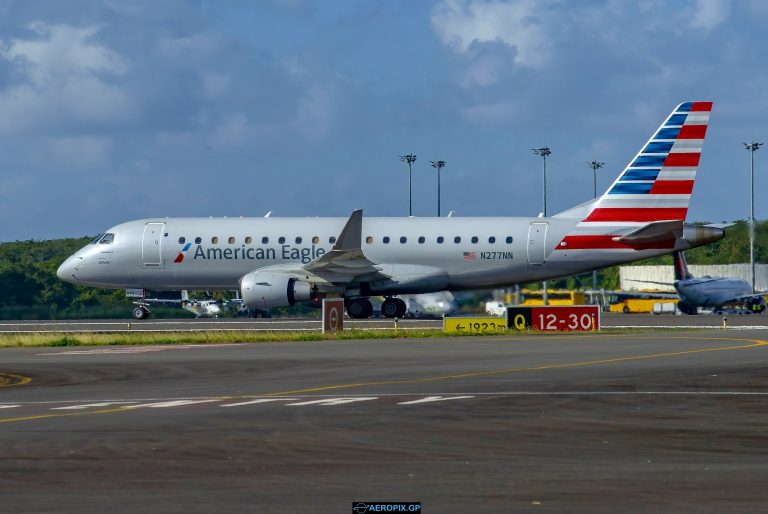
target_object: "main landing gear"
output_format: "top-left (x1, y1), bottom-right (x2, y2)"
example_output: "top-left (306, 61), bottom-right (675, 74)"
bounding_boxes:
top-left (345, 297), bottom-right (407, 319)
top-left (345, 297), bottom-right (373, 319)
top-left (381, 297), bottom-right (407, 318)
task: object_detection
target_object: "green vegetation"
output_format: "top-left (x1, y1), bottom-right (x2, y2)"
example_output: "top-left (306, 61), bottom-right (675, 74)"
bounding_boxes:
top-left (0, 220), bottom-right (765, 319)
top-left (0, 327), bottom-right (681, 348)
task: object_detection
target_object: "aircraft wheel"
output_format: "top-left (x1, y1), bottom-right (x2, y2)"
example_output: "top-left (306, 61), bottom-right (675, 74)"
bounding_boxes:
top-left (132, 307), bottom-right (149, 320)
top-left (381, 298), bottom-right (399, 318)
top-left (346, 298), bottom-right (373, 319)
top-left (393, 298), bottom-right (407, 318)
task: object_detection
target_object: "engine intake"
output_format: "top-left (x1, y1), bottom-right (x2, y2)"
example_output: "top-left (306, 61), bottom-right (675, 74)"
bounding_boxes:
top-left (240, 271), bottom-right (311, 309)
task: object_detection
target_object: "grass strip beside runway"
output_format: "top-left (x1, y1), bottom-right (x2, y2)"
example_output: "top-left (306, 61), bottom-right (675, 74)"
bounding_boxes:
top-left (0, 329), bottom-right (458, 347)
top-left (0, 327), bottom-right (693, 347)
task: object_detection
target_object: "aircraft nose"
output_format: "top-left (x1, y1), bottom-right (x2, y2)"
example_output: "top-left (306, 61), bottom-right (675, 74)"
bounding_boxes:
top-left (57, 256), bottom-right (79, 283)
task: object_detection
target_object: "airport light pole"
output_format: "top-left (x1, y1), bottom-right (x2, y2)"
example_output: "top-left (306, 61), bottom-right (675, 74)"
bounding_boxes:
top-left (532, 146), bottom-right (552, 305)
top-left (587, 160), bottom-right (605, 294)
top-left (400, 154), bottom-right (417, 216)
top-left (744, 141), bottom-right (763, 293)
top-left (430, 159), bottom-right (446, 217)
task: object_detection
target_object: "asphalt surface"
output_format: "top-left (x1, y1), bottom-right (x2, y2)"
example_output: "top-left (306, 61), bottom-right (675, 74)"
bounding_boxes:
top-left (1, 311), bottom-right (766, 332)
top-left (2, 331), bottom-right (768, 513)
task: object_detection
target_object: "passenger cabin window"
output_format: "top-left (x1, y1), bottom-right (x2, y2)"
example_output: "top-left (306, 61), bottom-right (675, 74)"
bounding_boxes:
top-left (312, 236), bottom-right (319, 244)
top-left (471, 236), bottom-right (478, 244)
top-left (99, 233), bottom-right (115, 245)
top-left (295, 237), bottom-right (302, 244)
top-left (279, 237), bottom-right (286, 244)
top-left (262, 237), bottom-right (269, 244)
top-left (212, 237), bottom-right (219, 244)
top-left (178, 237), bottom-right (186, 244)
top-left (366, 236), bottom-right (373, 244)
top-left (245, 236), bottom-right (253, 244)
top-left (418, 236), bottom-right (425, 244)
top-left (454, 236), bottom-right (461, 244)
top-left (506, 236), bottom-right (513, 244)
top-left (90, 234), bottom-right (104, 244)
top-left (329, 236), bottom-right (337, 244)
top-left (228, 237), bottom-right (235, 244)
top-left (383, 236), bottom-right (390, 244)
top-left (488, 236), bottom-right (496, 244)
top-left (437, 236), bottom-right (444, 244)
top-left (195, 237), bottom-right (202, 244)
top-left (400, 236), bottom-right (407, 244)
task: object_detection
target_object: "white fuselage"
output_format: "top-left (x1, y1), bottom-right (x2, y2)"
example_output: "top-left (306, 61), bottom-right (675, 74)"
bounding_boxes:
top-left (57, 215), bottom-right (704, 296)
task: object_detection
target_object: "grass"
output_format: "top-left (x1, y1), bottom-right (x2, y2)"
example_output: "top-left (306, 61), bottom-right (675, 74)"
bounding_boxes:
top-left (0, 326), bottom-right (696, 348)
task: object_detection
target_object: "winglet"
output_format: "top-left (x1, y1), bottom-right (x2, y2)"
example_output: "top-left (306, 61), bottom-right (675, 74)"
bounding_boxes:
top-left (333, 209), bottom-right (363, 251)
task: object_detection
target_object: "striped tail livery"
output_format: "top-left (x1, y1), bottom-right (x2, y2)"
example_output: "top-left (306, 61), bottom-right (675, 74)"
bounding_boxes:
top-left (556, 101), bottom-right (712, 252)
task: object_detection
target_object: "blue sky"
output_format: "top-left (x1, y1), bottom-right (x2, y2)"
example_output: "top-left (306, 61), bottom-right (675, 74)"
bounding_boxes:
top-left (0, 0), bottom-right (766, 240)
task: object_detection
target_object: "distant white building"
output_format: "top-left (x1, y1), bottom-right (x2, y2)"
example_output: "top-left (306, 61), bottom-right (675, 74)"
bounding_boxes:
top-left (620, 264), bottom-right (768, 292)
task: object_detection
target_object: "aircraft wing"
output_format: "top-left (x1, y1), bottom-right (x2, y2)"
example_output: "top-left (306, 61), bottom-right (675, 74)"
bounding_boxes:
top-left (302, 209), bottom-right (387, 283)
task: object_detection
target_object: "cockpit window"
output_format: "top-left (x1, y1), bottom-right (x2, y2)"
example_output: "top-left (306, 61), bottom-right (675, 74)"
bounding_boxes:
top-left (90, 234), bottom-right (104, 244)
top-left (99, 233), bottom-right (115, 245)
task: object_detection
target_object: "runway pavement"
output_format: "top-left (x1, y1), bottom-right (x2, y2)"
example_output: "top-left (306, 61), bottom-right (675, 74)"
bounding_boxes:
top-left (2, 331), bottom-right (768, 513)
top-left (1, 311), bottom-right (767, 332)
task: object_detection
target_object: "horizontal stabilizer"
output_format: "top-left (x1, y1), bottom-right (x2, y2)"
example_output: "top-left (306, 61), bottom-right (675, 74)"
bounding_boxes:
top-left (612, 219), bottom-right (683, 247)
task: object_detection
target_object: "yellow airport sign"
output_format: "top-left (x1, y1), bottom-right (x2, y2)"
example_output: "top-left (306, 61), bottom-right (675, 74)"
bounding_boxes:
top-left (443, 317), bottom-right (507, 334)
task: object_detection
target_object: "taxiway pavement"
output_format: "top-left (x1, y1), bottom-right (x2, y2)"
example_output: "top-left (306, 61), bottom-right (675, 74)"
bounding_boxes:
top-left (1, 331), bottom-right (768, 512)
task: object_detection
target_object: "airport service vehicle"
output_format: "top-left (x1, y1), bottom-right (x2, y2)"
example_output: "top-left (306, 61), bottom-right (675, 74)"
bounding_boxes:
top-left (519, 289), bottom-right (586, 306)
top-left (609, 296), bottom-right (678, 314)
top-left (485, 301), bottom-right (507, 317)
top-left (58, 102), bottom-right (724, 319)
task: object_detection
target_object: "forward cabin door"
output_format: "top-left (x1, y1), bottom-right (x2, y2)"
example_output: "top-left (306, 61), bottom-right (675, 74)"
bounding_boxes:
top-left (142, 222), bottom-right (165, 267)
top-left (527, 222), bottom-right (548, 265)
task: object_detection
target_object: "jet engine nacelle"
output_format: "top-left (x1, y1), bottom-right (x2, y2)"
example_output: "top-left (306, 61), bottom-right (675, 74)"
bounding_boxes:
top-left (240, 271), bottom-right (311, 309)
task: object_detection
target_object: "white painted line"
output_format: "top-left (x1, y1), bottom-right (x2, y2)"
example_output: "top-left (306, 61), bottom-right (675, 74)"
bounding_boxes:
top-left (51, 402), bottom-right (137, 410)
top-left (286, 397), bottom-right (378, 406)
top-left (130, 399), bottom-right (220, 409)
top-left (220, 398), bottom-right (299, 407)
top-left (0, 405), bottom-right (20, 409)
top-left (398, 395), bottom-right (475, 405)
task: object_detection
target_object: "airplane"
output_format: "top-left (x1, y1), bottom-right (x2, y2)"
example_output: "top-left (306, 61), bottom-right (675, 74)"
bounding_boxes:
top-left (130, 290), bottom-right (226, 318)
top-left (644, 251), bottom-right (766, 315)
top-left (58, 101), bottom-right (726, 320)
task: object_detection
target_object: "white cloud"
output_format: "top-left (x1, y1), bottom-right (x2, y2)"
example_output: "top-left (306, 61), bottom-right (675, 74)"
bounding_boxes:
top-left (690, 0), bottom-right (731, 31)
top-left (0, 22), bottom-right (134, 135)
top-left (431, 0), bottom-right (551, 68)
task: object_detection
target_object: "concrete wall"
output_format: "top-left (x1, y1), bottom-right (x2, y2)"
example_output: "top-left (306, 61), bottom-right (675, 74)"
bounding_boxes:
top-left (620, 264), bottom-right (768, 292)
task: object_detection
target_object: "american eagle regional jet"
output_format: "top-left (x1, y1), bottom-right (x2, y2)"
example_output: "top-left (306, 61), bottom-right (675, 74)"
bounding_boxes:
top-left (58, 102), bottom-right (724, 320)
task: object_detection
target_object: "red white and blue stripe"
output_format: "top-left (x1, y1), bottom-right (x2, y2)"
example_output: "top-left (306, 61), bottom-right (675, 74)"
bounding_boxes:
top-left (558, 101), bottom-right (711, 250)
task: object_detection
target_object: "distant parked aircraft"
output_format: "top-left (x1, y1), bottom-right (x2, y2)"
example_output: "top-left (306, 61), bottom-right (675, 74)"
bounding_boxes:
top-left (629, 252), bottom-right (766, 314)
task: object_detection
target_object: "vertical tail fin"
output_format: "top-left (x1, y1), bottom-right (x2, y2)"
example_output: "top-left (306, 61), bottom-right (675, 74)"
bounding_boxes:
top-left (673, 251), bottom-right (693, 281)
top-left (584, 101), bottom-right (712, 223)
